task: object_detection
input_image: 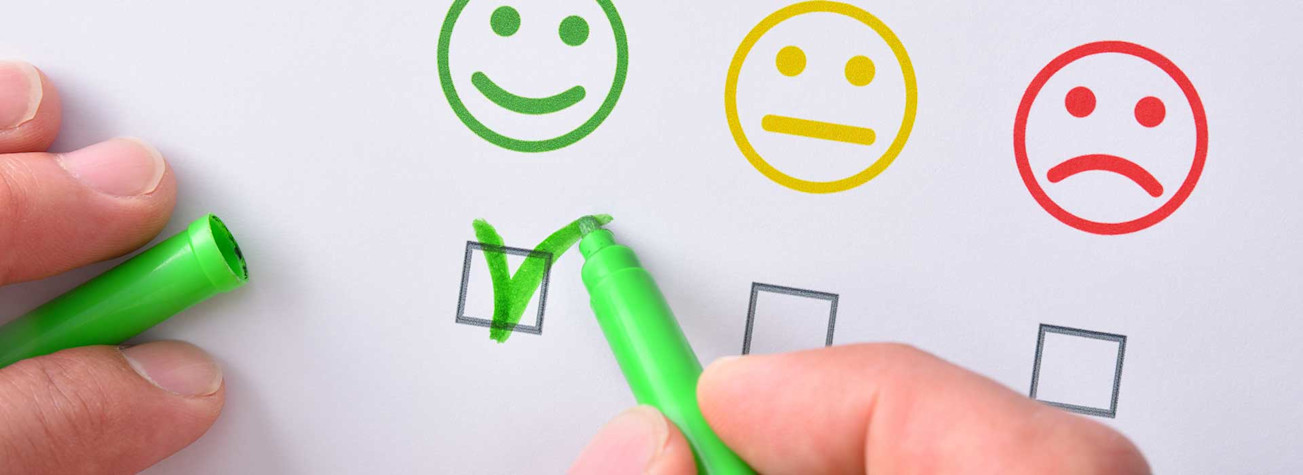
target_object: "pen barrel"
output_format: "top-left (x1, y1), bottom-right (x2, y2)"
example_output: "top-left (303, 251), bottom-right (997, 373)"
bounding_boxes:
top-left (581, 231), bottom-right (752, 474)
top-left (0, 215), bottom-right (247, 368)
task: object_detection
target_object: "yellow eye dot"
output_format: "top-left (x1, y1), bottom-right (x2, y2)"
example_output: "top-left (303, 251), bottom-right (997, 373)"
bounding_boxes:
top-left (775, 45), bottom-right (806, 77)
top-left (845, 55), bottom-right (875, 86)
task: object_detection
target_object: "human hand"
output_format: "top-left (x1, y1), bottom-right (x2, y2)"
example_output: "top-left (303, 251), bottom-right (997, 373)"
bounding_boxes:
top-left (0, 60), bottom-right (224, 473)
top-left (570, 343), bottom-right (1149, 474)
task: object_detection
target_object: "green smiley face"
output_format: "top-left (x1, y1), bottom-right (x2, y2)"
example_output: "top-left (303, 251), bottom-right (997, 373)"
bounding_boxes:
top-left (438, 1), bottom-right (629, 152)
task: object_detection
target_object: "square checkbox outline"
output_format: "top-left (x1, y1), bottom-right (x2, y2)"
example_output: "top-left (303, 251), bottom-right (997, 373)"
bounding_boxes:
top-left (741, 282), bottom-right (839, 355)
top-left (1028, 324), bottom-right (1127, 418)
top-left (455, 241), bottom-right (553, 336)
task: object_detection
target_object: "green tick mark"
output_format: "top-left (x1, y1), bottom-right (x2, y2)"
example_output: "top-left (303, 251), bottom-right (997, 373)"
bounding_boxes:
top-left (472, 214), bottom-right (613, 342)
top-left (471, 72), bottom-right (587, 115)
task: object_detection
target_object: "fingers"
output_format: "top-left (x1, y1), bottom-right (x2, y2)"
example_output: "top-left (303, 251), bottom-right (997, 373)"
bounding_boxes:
top-left (0, 341), bottom-right (224, 473)
top-left (569, 405), bottom-right (697, 475)
top-left (0, 60), bottom-right (61, 153)
top-left (698, 344), bottom-right (1149, 475)
top-left (0, 137), bottom-right (177, 285)
top-left (0, 60), bottom-right (172, 285)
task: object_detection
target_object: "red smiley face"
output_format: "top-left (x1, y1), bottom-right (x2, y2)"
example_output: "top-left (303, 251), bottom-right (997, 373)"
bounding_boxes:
top-left (1014, 41), bottom-right (1208, 235)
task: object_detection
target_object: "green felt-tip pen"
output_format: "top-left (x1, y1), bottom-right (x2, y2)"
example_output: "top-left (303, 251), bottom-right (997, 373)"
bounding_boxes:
top-left (579, 221), bottom-right (753, 475)
top-left (0, 214), bottom-right (248, 368)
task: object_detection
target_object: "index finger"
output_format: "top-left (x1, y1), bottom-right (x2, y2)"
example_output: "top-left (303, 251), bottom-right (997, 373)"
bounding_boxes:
top-left (697, 343), bottom-right (1149, 474)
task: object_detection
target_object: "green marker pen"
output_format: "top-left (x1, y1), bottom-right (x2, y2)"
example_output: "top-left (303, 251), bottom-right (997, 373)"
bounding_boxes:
top-left (579, 221), bottom-right (753, 475)
top-left (0, 214), bottom-right (248, 368)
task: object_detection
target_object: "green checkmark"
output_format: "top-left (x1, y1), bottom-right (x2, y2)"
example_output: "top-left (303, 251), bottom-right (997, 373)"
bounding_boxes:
top-left (472, 214), bottom-right (613, 343)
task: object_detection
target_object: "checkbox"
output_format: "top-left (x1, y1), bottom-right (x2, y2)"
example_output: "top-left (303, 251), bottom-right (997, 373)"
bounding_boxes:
top-left (741, 283), bottom-right (838, 355)
top-left (1028, 324), bottom-right (1127, 418)
top-left (455, 241), bottom-right (552, 335)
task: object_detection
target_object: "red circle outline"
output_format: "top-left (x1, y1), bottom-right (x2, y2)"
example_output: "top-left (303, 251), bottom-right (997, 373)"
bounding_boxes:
top-left (1013, 41), bottom-right (1208, 235)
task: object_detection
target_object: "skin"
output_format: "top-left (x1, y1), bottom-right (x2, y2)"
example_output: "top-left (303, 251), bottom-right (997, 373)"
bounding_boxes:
top-left (0, 61), bottom-right (1150, 473)
top-left (570, 344), bottom-right (1151, 474)
top-left (0, 62), bottom-right (224, 473)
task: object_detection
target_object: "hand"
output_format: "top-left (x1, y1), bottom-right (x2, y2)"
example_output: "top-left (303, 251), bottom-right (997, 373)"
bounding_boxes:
top-left (570, 343), bottom-right (1149, 474)
top-left (0, 60), bottom-right (223, 472)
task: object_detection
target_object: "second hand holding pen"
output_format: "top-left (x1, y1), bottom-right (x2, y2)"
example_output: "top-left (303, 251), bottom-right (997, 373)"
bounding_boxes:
top-left (578, 218), bottom-right (753, 474)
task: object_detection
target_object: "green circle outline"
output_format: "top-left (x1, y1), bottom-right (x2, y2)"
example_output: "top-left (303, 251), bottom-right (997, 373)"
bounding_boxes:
top-left (438, 0), bottom-right (629, 153)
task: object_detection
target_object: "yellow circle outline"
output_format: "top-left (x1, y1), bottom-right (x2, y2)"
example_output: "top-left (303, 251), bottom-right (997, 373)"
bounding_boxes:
top-left (725, 1), bottom-right (918, 194)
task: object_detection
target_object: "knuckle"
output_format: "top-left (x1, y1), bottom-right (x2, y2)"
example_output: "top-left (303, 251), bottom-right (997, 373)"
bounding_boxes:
top-left (0, 160), bottom-right (32, 284)
top-left (0, 352), bottom-right (120, 451)
top-left (0, 159), bottom-right (30, 226)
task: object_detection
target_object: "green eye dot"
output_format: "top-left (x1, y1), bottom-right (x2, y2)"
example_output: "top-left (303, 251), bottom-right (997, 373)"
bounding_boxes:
top-left (558, 15), bottom-right (589, 46)
top-left (490, 6), bottom-right (520, 37)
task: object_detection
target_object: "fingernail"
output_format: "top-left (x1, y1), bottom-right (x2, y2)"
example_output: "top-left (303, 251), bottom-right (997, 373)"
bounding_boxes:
top-left (568, 406), bottom-right (669, 475)
top-left (58, 137), bottom-right (166, 196)
top-left (122, 341), bottom-right (223, 397)
top-left (0, 60), bottom-right (42, 130)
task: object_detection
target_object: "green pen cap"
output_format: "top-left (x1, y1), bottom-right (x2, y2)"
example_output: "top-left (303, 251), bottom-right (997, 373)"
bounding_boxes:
top-left (580, 228), bottom-right (753, 474)
top-left (0, 214), bottom-right (248, 367)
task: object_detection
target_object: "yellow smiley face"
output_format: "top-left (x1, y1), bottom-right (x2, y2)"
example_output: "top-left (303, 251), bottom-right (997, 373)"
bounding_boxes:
top-left (725, 1), bottom-right (918, 193)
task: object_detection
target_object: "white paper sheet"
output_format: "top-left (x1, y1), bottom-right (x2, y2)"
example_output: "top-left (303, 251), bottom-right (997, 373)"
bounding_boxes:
top-left (2, 1), bottom-right (1300, 472)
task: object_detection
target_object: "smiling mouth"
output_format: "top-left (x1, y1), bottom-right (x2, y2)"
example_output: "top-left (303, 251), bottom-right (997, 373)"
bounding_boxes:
top-left (471, 72), bottom-right (586, 115)
top-left (1047, 154), bottom-right (1164, 197)
top-left (762, 114), bottom-right (876, 146)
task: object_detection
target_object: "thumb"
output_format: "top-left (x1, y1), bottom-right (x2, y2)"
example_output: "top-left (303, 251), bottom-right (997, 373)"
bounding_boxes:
top-left (0, 341), bottom-right (224, 473)
top-left (569, 406), bottom-right (697, 475)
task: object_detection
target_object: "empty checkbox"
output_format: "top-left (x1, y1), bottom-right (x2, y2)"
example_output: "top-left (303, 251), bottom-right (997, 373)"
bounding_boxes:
top-left (1028, 324), bottom-right (1127, 418)
top-left (741, 283), bottom-right (838, 355)
top-left (455, 241), bottom-right (552, 335)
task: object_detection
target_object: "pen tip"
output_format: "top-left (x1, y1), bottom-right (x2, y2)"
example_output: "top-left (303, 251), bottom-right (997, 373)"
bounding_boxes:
top-left (579, 215), bottom-right (604, 237)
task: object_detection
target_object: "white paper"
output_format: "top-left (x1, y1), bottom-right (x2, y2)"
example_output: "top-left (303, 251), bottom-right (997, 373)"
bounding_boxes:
top-left (2, 1), bottom-right (1300, 473)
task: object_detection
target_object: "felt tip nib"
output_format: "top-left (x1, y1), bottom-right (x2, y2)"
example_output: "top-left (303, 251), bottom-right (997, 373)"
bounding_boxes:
top-left (579, 215), bottom-right (604, 236)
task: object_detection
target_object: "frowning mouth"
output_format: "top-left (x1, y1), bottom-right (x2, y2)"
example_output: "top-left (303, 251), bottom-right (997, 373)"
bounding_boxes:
top-left (1047, 154), bottom-right (1163, 197)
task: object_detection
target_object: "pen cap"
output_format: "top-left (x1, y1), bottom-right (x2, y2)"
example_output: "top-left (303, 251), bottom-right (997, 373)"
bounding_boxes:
top-left (0, 214), bottom-right (248, 367)
top-left (189, 214), bottom-right (248, 292)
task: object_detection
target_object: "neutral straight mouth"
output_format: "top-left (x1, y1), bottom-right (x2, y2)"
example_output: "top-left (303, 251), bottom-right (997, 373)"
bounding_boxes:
top-left (761, 114), bottom-right (875, 146)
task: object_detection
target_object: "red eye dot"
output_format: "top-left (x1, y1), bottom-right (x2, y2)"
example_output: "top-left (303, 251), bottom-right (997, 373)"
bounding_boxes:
top-left (1065, 86), bottom-right (1095, 118)
top-left (1134, 96), bottom-right (1165, 128)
